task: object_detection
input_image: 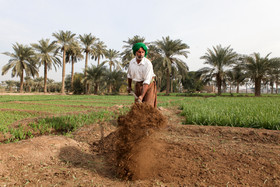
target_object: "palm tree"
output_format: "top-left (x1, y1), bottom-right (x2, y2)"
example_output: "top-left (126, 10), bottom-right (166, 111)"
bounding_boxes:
top-left (5, 80), bottom-right (17, 92)
top-left (33, 77), bottom-right (44, 92)
top-left (242, 53), bottom-right (275, 96)
top-left (104, 49), bottom-right (121, 72)
top-left (266, 58), bottom-right (280, 94)
top-left (270, 58), bottom-right (280, 94)
top-left (104, 69), bottom-right (126, 93)
top-left (92, 41), bottom-right (107, 66)
top-left (79, 33), bottom-right (98, 94)
top-left (2, 43), bottom-right (38, 93)
top-left (52, 30), bottom-right (76, 94)
top-left (84, 63), bottom-right (107, 94)
top-left (66, 40), bottom-right (83, 91)
top-left (200, 45), bottom-right (238, 95)
top-left (121, 35), bottom-right (145, 69)
top-left (182, 71), bottom-right (204, 92)
top-left (147, 44), bottom-right (161, 62)
top-left (225, 64), bottom-right (247, 93)
top-left (31, 38), bottom-right (61, 93)
top-left (24, 76), bottom-right (34, 92)
top-left (154, 36), bottom-right (189, 95)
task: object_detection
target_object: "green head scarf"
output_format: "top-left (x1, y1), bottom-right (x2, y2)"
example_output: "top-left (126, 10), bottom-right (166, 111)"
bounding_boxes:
top-left (132, 42), bottom-right (148, 57)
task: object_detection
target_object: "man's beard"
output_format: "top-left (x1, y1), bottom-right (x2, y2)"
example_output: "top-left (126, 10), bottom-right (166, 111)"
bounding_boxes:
top-left (136, 55), bottom-right (144, 61)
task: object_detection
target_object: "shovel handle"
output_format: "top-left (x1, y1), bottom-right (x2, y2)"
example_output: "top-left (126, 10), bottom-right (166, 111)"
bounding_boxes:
top-left (130, 91), bottom-right (142, 103)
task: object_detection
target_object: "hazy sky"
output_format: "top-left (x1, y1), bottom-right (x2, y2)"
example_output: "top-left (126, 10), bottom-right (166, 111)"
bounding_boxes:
top-left (1, 0), bottom-right (280, 82)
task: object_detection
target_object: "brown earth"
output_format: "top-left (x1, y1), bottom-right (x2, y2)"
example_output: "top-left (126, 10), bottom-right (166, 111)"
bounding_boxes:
top-left (0, 103), bottom-right (280, 186)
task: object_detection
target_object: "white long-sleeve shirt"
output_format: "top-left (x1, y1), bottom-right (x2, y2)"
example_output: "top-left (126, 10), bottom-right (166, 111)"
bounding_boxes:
top-left (127, 57), bottom-right (155, 84)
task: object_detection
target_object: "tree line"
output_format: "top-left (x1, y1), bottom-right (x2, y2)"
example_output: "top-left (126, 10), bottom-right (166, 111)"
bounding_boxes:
top-left (2, 30), bottom-right (280, 96)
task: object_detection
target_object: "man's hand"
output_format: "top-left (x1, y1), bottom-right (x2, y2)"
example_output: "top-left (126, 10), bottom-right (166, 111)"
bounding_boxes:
top-left (138, 95), bottom-right (143, 102)
top-left (127, 87), bottom-right (132, 93)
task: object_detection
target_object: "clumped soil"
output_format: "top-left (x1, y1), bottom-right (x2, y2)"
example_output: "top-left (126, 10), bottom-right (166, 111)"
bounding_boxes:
top-left (0, 104), bottom-right (280, 186)
top-left (114, 103), bottom-right (167, 180)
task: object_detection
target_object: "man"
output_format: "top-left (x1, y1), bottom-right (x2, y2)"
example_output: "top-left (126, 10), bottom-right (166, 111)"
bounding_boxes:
top-left (127, 42), bottom-right (157, 107)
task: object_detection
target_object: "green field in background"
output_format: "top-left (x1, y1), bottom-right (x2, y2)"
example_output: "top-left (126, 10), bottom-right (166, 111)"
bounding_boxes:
top-left (0, 94), bottom-right (279, 142)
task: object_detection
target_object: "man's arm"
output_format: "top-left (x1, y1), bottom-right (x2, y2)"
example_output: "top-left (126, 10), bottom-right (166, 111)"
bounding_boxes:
top-left (138, 84), bottom-right (148, 102)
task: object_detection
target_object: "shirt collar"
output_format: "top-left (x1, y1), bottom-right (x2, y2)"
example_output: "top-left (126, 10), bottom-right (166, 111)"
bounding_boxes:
top-left (133, 57), bottom-right (145, 65)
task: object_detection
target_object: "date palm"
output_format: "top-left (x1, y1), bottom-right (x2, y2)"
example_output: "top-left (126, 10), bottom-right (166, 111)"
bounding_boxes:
top-left (104, 49), bottom-right (121, 72)
top-left (2, 43), bottom-right (38, 93)
top-left (24, 76), bottom-right (34, 92)
top-left (270, 58), bottom-right (280, 94)
top-left (92, 41), bottom-right (107, 66)
top-left (200, 45), bottom-right (238, 95)
top-left (104, 69), bottom-right (126, 93)
top-left (66, 40), bottom-right (83, 91)
top-left (84, 62), bottom-right (107, 94)
top-left (31, 38), bottom-right (61, 93)
top-left (79, 33), bottom-right (98, 75)
top-left (225, 64), bottom-right (246, 93)
top-left (52, 30), bottom-right (76, 94)
top-left (154, 36), bottom-right (189, 95)
top-left (79, 33), bottom-right (98, 94)
top-left (5, 80), bottom-right (17, 92)
top-left (242, 53), bottom-right (275, 96)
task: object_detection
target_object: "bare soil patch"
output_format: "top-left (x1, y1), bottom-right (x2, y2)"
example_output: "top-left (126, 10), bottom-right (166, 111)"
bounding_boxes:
top-left (0, 104), bottom-right (280, 186)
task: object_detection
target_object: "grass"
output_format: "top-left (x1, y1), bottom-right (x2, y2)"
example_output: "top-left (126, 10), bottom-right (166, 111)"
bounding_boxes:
top-left (180, 97), bottom-right (280, 130)
top-left (1, 94), bottom-right (280, 142)
top-left (0, 95), bottom-right (132, 142)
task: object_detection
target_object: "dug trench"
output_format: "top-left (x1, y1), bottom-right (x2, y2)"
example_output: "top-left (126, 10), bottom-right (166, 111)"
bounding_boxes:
top-left (0, 103), bottom-right (280, 186)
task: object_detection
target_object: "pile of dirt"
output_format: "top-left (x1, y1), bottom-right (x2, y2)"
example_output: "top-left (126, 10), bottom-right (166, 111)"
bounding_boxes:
top-left (103, 103), bottom-right (167, 180)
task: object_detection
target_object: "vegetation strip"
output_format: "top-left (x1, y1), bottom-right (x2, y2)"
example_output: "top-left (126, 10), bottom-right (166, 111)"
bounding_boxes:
top-left (1, 95), bottom-right (280, 143)
top-left (180, 97), bottom-right (280, 130)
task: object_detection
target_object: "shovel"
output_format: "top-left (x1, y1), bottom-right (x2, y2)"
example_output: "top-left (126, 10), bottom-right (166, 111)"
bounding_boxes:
top-left (129, 91), bottom-right (142, 103)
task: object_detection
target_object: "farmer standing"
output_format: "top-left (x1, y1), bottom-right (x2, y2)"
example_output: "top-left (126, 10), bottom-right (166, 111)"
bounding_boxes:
top-left (127, 42), bottom-right (157, 107)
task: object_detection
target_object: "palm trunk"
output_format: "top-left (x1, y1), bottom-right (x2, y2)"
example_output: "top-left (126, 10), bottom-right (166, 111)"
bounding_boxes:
top-left (71, 57), bottom-right (74, 91)
top-left (236, 82), bottom-right (240, 93)
top-left (217, 74), bottom-right (222, 95)
top-left (20, 73), bottom-right (24, 93)
top-left (255, 77), bottom-right (261, 96)
top-left (87, 84), bottom-right (90, 94)
top-left (276, 76), bottom-right (279, 94)
top-left (84, 52), bottom-right (89, 94)
top-left (166, 69), bottom-right (170, 95)
top-left (170, 78), bottom-right (173, 93)
top-left (270, 81), bottom-right (274, 94)
top-left (98, 56), bottom-right (100, 66)
top-left (61, 49), bottom-right (66, 94)
top-left (94, 84), bottom-right (98, 94)
top-left (157, 78), bottom-right (161, 92)
top-left (44, 61), bottom-right (47, 93)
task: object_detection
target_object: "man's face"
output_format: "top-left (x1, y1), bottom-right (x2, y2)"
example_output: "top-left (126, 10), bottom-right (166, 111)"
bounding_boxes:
top-left (135, 47), bottom-right (145, 61)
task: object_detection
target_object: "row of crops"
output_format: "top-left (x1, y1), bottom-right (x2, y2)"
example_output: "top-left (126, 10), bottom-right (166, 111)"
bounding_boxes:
top-left (0, 94), bottom-right (279, 142)
top-left (179, 97), bottom-right (280, 130)
top-left (0, 95), bottom-right (134, 142)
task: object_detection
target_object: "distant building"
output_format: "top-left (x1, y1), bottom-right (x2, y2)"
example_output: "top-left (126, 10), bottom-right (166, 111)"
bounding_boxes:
top-left (202, 85), bottom-right (216, 93)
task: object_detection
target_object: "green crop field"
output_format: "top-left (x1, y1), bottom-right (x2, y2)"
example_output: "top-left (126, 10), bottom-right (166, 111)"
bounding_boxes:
top-left (0, 94), bottom-right (279, 143)
top-left (180, 97), bottom-right (280, 130)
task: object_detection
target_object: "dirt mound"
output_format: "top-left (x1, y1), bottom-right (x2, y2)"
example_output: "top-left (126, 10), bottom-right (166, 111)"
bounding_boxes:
top-left (104, 103), bottom-right (167, 180)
